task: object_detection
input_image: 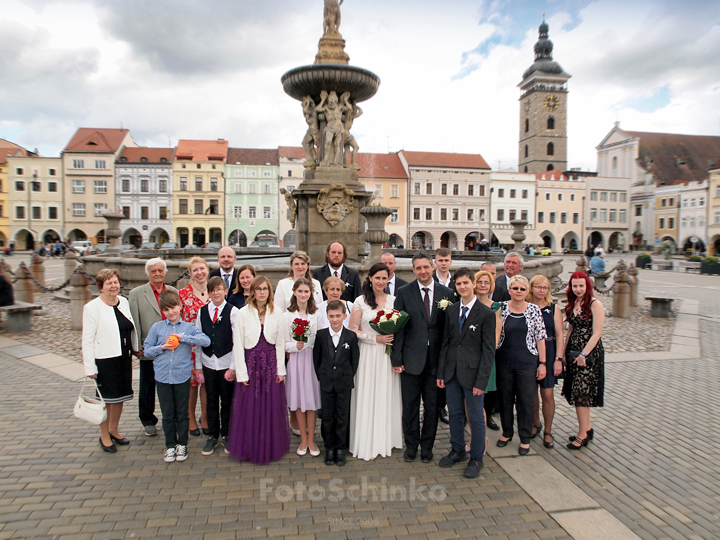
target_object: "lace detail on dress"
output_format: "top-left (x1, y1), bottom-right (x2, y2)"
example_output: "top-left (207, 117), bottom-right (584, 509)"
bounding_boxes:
top-left (350, 296), bottom-right (394, 343)
top-left (561, 306), bottom-right (605, 407)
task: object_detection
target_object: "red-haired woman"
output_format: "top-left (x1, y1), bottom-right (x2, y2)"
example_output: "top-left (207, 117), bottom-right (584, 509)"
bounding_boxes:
top-left (562, 271), bottom-right (605, 450)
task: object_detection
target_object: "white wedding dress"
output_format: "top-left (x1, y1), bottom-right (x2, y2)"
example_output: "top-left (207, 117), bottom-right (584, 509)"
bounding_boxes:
top-left (349, 295), bottom-right (403, 460)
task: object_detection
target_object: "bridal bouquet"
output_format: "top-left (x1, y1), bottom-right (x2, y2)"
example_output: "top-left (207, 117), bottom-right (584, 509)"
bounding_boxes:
top-left (369, 309), bottom-right (410, 355)
top-left (291, 318), bottom-right (311, 343)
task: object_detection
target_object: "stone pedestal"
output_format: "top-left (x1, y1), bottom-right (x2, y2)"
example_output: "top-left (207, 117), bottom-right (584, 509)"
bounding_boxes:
top-left (293, 167), bottom-right (372, 263)
top-left (360, 206), bottom-right (392, 263)
top-left (315, 36), bottom-right (350, 64)
top-left (14, 266), bottom-right (34, 304)
top-left (102, 212), bottom-right (125, 255)
top-left (510, 220), bottom-right (528, 251)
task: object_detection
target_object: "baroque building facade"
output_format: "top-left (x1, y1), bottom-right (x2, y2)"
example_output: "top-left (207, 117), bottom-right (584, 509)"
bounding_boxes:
top-left (535, 170), bottom-right (585, 252)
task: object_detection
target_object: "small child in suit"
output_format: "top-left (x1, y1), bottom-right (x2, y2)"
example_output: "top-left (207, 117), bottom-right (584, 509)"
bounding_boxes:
top-left (144, 290), bottom-right (211, 463)
top-left (313, 300), bottom-right (359, 466)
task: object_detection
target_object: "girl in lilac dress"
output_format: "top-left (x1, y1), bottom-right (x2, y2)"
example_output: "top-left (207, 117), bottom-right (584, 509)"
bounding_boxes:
top-left (227, 276), bottom-right (290, 464)
top-left (283, 278), bottom-right (320, 457)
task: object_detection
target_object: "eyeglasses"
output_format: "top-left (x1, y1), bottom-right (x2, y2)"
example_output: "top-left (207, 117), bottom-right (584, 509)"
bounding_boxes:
top-left (511, 287), bottom-right (527, 291)
top-left (255, 287), bottom-right (269, 292)
top-left (533, 285), bottom-right (549, 290)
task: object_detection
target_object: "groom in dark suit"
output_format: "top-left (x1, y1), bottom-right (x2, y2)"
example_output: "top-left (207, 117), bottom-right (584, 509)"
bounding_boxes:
top-left (391, 252), bottom-right (453, 463)
top-left (437, 268), bottom-right (496, 478)
top-left (313, 241), bottom-right (362, 301)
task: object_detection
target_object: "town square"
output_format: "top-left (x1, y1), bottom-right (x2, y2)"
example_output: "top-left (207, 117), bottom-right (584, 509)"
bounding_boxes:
top-left (1, 1), bottom-right (719, 539)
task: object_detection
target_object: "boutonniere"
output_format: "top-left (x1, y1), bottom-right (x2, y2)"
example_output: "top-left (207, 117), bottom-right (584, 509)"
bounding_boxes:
top-left (345, 282), bottom-right (352, 288)
top-left (343, 343), bottom-right (350, 349)
top-left (436, 297), bottom-right (453, 310)
top-left (216, 316), bottom-right (222, 323)
top-left (469, 325), bottom-right (477, 332)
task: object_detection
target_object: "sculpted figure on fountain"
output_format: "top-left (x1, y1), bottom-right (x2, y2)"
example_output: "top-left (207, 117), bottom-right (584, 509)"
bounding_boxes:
top-left (340, 91), bottom-right (362, 170)
top-left (323, 0), bottom-right (343, 37)
top-left (302, 96), bottom-right (322, 168)
top-left (316, 90), bottom-right (349, 167)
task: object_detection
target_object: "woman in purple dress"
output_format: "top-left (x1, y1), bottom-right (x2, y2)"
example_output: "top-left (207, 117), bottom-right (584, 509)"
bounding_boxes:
top-left (227, 276), bottom-right (290, 464)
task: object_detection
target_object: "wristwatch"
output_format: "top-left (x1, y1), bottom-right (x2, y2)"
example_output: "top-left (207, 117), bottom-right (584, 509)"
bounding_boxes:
top-left (538, 361), bottom-right (546, 365)
top-left (555, 357), bottom-right (563, 361)
top-left (579, 351), bottom-right (588, 357)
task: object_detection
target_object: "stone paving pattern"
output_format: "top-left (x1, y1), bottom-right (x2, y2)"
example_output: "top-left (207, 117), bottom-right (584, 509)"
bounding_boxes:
top-left (0, 353), bottom-right (573, 540)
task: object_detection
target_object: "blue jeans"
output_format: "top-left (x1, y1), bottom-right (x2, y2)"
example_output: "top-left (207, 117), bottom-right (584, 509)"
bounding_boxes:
top-left (446, 375), bottom-right (486, 460)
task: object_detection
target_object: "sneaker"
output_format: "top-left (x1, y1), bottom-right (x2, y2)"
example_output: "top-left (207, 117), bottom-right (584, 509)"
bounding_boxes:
top-left (163, 448), bottom-right (176, 463)
top-left (144, 425), bottom-right (158, 436)
top-left (202, 438), bottom-right (218, 456)
top-left (222, 437), bottom-right (230, 454)
top-left (175, 445), bottom-right (188, 462)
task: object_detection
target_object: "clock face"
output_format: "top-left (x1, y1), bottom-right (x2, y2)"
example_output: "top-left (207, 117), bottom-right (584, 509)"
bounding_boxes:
top-left (544, 95), bottom-right (559, 111)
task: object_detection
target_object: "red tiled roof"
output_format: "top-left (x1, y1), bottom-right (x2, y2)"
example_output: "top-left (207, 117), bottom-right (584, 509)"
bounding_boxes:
top-left (0, 144), bottom-right (28, 164)
top-left (278, 146), bottom-right (306, 159)
top-left (535, 170), bottom-right (568, 181)
top-left (227, 148), bottom-right (279, 166)
top-left (64, 128), bottom-right (130, 153)
top-left (400, 150), bottom-right (491, 170)
top-left (623, 130), bottom-right (720, 185)
top-left (175, 139), bottom-right (229, 162)
top-left (357, 152), bottom-right (407, 179)
top-left (117, 147), bottom-right (174, 164)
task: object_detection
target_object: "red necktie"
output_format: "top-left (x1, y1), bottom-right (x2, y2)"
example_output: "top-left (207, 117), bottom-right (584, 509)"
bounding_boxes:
top-left (212, 307), bottom-right (218, 323)
top-left (334, 270), bottom-right (338, 277)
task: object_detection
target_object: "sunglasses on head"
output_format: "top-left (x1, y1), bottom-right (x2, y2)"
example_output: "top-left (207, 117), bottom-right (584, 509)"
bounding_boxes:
top-left (511, 287), bottom-right (527, 291)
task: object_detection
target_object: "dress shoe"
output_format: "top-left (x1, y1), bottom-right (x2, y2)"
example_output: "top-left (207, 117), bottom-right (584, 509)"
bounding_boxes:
top-left (486, 417), bottom-right (500, 431)
top-left (335, 449), bottom-right (347, 466)
top-left (543, 432), bottom-right (555, 449)
top-left (99, 437), bottom-right (116, 453)
top-left (202, 428), bottom-right (210, 436)
top-left (296, 444), bottom-right (308, 456)
top-left (189, 428), bottom-right (201, 437)
top-left (496, 436), bottom-right (513, 447)
top-left (569, 428), bottom-right (593, 442)
top-left (421, 452), bottom-right (433, 463)
top-left (464, 458), bottom-right (483, 478)
top-left (404, 448), bottom-right (417, 462)
top-left (439, 449), bottom-right (468, 468)
top-left (439, 409), bottom-right (450, 425)
top-left (325, 449), bottom-right (336, 466)
top-left (566, 437), bottom-right (586, 450)
top-left (530, 424), bottom-right (542, 439)
top-left (309, 443), bottom-right (321, 457)
top-left (519, 444), bottom-right (530, 456)
top-left (109, 434), bottom-right (129, 445)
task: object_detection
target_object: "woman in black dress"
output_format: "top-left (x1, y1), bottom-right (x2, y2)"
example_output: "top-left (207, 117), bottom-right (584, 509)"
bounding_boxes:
top-left (82, 269), bottom-right (139, 453)
top-left (562, 271), bottom-right (605, 450)
top-left (228, 264), bottom-right (256, 309)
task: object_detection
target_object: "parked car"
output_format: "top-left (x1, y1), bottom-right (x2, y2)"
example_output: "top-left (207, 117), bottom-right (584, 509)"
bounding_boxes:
top-left (89, 243), bottom-right (110, 255)
top-left (183, 244), bottom-right (198, 249)
top-left (119, 244), bottom-right (137, 251)
top-left (160, 242), bottom-right (178, 250)
top-left (250, 239), bottom-right (280, 248)
top-left (140, 242), bottom-right (158, 250)
top-left (204, 242), bottom-right (222, 250)
top-left (488, 247), bottom-right (505, 254)
top-left (71, 240), bottom-right (93, 255)
top-left (537, 246), bottom-right (552, 256)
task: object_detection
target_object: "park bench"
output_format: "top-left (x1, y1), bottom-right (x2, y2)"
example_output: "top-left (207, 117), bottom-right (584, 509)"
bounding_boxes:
top-left (0, 301), bottom-right (42, 333)
top-left (677, 261), bottom-right (701, 273)
top-left (651, 261), bottom-right (674, 271)
top-left (644, 291), bottom-right (676, 318)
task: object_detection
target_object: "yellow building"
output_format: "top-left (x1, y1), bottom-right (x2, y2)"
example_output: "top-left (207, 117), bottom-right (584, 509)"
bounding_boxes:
top-left (173, 139), bottom-right (229, 247)
top-left (358, 152), bottom-right (408, 248)
top-left (535, 170), bottom-right (585, 252)
top-left (0, 139), bottom-right (31, 248)
top-left (654, 185), bottom-right (680, 249)
top-left (708, 167), bottom-right (720, 255)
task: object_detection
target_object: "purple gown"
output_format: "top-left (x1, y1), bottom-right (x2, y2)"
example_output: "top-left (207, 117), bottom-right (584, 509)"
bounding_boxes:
top-left (227, 327), bottom-right (290, 464)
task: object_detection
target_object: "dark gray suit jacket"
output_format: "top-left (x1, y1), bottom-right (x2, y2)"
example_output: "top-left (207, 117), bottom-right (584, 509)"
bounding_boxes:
top-left (437, 300), bottom-right (496, 391)
top-left (391, 280), bottom-right (454, 376)
top-left (128, 282), bottom-right (178, 360)
top-left (313, 264), bottom-right (362, 301)
top-left (313, 327), bottom-right (360, 392)
top-left (209, 267), bottom-right (238, 296)
top-left (492, 274), bottom-right (511, 302)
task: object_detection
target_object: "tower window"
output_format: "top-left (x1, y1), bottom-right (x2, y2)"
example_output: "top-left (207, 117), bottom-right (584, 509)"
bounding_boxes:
top-left (547, 117), bottom-right (555, 130)
top-left (524, 166), bottom-right (528, 173)
top-left (524, 145), bottom-right (528, 158)
top-left (525, 118), bottom-right (529, 133)
top-left (547, 164), bottom-right (554, 171)
top-left (547, 142), bottom-right (554, 156)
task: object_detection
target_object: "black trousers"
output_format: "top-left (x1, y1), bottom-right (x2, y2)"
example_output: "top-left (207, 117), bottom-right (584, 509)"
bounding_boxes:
top-left (320, 388), bottom-right (351, 450)
top-left (401, 356), bottom-right (439, 455)
top-left (156, 380), bottom-right (191, 449)
top-left (496, 363), bottom-right (536, 444)
top-left (138, 360), bottom-right (158, 427)
top-left (484, 389), bottom-right (497, 417)
top-left (202, 366), bottom-right (235, 439)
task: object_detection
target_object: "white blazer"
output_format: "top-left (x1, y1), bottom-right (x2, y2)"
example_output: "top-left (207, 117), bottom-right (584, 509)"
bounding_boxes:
top-left (233, 304), bottom-right (287, 383)
top-left (274, 277), bottom-right (324, 312)
top-left (82, 296), bottom-right (138, 376)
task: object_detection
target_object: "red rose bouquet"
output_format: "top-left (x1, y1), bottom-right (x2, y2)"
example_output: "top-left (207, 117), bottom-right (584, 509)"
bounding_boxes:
top-left (291, 318), bottom-right (311, 343)
top-left (369, 309), bottom-right (410, 355)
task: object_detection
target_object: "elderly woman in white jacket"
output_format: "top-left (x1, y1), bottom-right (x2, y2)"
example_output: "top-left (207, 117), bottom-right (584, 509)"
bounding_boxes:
top-left (82, 269), bottom-right (139, 453)
top-left (225, 275), bottom-right (290, 465)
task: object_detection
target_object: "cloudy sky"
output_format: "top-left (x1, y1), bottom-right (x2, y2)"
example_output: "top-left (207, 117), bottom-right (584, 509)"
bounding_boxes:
top-left (1, 0), bottom-right (719, 171)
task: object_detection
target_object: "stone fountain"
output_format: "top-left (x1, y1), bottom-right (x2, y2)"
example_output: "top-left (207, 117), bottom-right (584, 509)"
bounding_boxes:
top-left (280, 0), bottom-right (379, 262)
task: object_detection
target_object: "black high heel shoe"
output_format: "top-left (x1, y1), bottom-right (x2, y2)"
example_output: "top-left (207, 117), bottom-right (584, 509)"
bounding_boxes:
top-left (543, 432), bottom-right (554, 448)
top-left (496, 436), bottom-right (513, 447)
top-left (109, 434), bottom-right (129, 445)
top-left (99, 437), bottom-right (116, 453)
top-left (569, 428), bottom-right (593, 442)
top-left (566, 436), bottom-right (588, 450)
top-left (530, 424), bottom-right (542, 439)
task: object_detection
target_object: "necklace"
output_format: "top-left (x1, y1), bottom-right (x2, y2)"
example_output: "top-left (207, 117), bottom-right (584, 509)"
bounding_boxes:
top-left (193, 283), bottom-right (207, 298)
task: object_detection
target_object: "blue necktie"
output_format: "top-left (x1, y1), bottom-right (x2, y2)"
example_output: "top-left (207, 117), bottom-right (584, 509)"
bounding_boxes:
top-left (459, 305), bottom-right (469, 332)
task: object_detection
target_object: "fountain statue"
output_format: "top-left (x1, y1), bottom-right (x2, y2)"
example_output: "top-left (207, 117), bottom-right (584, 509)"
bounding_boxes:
top-left (281, 0), bottom-right (380, 262)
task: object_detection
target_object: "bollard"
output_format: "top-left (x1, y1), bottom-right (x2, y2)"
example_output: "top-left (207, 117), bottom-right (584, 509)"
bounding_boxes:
top-left (65, 251), bottom-right (79, 280)
top-left (31, 254), bottom-right (45, 293)
top-left (575, 257), bottom-right (588, 273)
top-left (594, 274), bottom-right (608, 289)
top-left (70, 269), bottom-right (91, 331)
top-left (627, 264), bottom-right (638, 308)
top-left (15, 266), bottom-right (34, 304)
top-left (612, 271), bottom-right (630, 318)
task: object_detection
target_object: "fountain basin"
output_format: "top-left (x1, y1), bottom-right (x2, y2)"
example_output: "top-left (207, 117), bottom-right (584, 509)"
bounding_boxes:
top-left (281, 64), bottom-right (380, 102)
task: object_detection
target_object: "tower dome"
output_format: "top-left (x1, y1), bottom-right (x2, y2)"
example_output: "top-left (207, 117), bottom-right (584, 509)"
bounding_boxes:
top-left (522, 20), bottom-right (570, 81)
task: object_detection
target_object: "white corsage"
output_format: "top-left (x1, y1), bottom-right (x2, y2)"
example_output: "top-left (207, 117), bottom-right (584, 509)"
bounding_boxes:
top-left (343, 343), bottom-right (350, 349)
top-left (216, 316), bottom-right (222, 323)
top-left (469, 324), bottom-right (477, 332)
top-left (345, 282), bottom-right (352, 288)
top-left (436, 297), bottom-right (453, 310)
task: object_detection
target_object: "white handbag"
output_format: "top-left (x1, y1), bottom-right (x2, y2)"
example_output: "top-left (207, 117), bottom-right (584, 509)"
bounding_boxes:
top-left (73, 378), bottom-right (108, 425)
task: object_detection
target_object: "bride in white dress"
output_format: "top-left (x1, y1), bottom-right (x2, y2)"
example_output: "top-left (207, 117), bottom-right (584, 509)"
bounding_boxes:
top-left (348, 262), bottom-right (403, 460)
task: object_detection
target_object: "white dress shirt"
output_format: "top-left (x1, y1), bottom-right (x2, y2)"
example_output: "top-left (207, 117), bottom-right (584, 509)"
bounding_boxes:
top-left (417, 280), bottom-right (435, 318)
top-left (194, 300), bottom-right (239, 371)
top-left (330, 328), bottom-right (342, 348)
top-left (329, 264), bottom-right (344, 278)
top-left (220, 269), bottom-right (234, 290)
top-left (387, 275), bottom-right (397, 295)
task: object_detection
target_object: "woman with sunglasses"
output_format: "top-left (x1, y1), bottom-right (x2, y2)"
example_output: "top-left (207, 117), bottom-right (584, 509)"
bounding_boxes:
top-left (496, 275), bottom-right (547, 455)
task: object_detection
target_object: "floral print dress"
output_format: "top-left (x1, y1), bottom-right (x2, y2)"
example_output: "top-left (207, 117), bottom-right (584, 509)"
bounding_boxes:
top-left (561, 301), bottom-right (605, 407)
top-left (179, 284), bottom-right (209, 387)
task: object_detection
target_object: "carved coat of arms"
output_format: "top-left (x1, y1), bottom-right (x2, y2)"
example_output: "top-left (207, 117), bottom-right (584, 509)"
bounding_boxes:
top-left (317, 184), bottom-right (354, 226)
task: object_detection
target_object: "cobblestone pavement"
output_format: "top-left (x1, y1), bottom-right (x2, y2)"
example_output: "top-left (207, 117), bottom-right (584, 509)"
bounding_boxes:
top-left (532, 319), bottom-right (720, 540)
top-left (0, 353), bottom-right (573, 540)
top-left (596, 296), bottom-right (677, 354)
